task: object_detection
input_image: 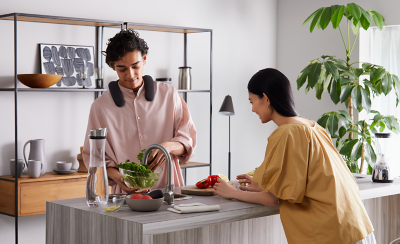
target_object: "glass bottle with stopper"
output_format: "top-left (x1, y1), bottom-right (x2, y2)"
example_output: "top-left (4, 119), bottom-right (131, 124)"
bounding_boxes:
top-left (372, 133), bottom-right (394, 183)
top-left (86, 128), bottom-right (109, 207)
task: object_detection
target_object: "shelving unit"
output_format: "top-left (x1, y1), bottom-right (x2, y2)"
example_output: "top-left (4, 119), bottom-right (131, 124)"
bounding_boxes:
top-left (0, 13), bottom-right (212, 244)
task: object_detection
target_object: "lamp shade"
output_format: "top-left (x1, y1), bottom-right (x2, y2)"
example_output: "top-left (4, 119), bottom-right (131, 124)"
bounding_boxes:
top-left (219, 95), bottom-right (235, 116)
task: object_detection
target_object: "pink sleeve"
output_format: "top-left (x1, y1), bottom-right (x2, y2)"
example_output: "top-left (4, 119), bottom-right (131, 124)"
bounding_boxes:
top-left (82, 103), bottom-right (118, 187)
top-left (170, 93), bottom-right (197, 164)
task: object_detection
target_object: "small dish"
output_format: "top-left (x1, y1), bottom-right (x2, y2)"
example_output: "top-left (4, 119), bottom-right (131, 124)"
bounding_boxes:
top-left (53, 169), bottom-right (77, 175)
top-left (126, 196), bottom-right (164, 212)
top-left (56, 161), bottom-right (72, 171)
top-left (96, 195), bottom-right (125, 212)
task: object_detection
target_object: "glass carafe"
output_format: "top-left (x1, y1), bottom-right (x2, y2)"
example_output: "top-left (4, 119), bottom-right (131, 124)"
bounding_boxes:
top-left (372, 133), bottom-right (394, 183)
top-left (86, 128), bottom-right (109, 207)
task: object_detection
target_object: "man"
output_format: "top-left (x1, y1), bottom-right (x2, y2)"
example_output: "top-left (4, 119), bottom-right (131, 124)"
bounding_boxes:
top-left (82, 29), bottom-right (197, 194)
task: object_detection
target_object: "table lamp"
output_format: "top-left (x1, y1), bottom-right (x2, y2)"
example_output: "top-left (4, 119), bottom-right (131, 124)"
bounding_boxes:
top-left (219, 95), bottom-right (235, 180)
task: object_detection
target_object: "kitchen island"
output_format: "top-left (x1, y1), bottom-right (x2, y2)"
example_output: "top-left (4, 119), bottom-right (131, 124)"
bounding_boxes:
top-left (46, 174), bottom-right (400, 244)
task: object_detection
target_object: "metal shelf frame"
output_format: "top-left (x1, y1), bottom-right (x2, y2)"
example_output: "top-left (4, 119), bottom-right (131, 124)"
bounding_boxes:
top-left (0, 12), bottom-right (213, 244)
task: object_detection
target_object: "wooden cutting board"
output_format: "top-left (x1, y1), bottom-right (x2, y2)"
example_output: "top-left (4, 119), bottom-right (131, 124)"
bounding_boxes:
top-left (181, 186), bottom-right (216, 196)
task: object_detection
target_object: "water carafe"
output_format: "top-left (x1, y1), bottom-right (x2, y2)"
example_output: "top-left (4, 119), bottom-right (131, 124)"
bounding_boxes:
top-left (86, 128), bottom-right (109, 207)
top-left (372, 133), bottom-right (394, 183)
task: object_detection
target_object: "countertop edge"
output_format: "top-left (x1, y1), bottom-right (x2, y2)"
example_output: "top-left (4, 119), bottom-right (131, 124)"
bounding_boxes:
top-left (142, 205), bottom-right (280, 235)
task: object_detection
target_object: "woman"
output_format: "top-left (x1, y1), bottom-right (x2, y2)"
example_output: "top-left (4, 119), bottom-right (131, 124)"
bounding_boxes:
top-left (213, 68), bottom-right (376, 244)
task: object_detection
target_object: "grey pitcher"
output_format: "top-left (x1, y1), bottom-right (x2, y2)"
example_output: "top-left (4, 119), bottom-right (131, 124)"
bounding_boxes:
top-left (23, 139), bottom-right (47, 175)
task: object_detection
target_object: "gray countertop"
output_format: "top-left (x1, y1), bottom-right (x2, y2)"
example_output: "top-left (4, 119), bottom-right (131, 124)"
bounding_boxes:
top-left (353, 174), bottom-right (400, 200)
top-left (49, 186), bottom-right (279, 235)
top-left (47, 175), bottom-right (400, 235)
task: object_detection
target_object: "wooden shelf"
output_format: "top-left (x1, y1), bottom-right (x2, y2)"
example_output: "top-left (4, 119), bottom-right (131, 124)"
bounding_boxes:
top-left (127, 22), bottom-right (211, 34)
top-left (177, 89), bottom-right (211, 93)
top-left (0, 88), bottom-right (210, 93)
top-left (0, 13), bottom-right (212, 33)
top-left (0, 172), bottom-right (87, 217)
top-left (180, 162), bottom-right (210, 169)
top-left (0, 172), bottom-right (87, 182)
top-left (0, 88), bottom-right (107, 92)
top-left (0, 13), bottom-right (122, 28)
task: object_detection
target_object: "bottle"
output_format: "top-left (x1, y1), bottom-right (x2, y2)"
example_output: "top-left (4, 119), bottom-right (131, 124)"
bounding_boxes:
top-left (86, 128), bottom-right (109, 207)
top-left (178, 67), bottom-right (192, 90)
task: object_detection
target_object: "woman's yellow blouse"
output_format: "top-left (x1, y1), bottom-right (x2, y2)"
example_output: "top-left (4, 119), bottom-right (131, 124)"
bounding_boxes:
top-left (252, 122), bottom-right (373, 244)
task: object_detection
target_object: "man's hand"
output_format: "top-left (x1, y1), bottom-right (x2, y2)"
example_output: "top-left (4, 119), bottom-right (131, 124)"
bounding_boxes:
top-left (236, 174), bottom-right (263, 192)
top-left (107, 167), bottom-right (150, 194)
top-left (146, 142), bottom-right (170, 171)
top-left (146, 142), bottom-right (186, 171)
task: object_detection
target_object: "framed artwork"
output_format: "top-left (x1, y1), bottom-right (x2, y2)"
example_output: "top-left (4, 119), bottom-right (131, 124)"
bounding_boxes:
top-left (39, 44), bottom-right (95, 87)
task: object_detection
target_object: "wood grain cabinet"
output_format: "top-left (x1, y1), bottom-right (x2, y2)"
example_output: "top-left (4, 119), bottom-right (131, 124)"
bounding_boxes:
top-left (0, 172), bottom-right (87, 216)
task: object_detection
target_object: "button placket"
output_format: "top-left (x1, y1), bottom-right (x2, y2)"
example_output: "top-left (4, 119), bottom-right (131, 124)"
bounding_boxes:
top-left (134, 99), bottom-right (144, 142)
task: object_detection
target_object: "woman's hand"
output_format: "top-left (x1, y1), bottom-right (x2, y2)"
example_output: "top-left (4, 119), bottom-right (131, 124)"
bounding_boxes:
top-left (236, 174), bottom-right (263, 192)
top-left (107, 168), bottom-right (150, 194)
top-left (213, 178), bottom-right (237, 198)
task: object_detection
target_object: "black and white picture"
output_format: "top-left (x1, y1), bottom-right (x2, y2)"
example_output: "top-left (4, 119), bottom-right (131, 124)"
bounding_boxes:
top-left (39, 44), bottom-right (95, 87)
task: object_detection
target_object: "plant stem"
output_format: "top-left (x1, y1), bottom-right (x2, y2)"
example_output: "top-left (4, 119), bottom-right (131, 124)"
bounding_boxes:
top-left (349, 95), bottom-right (354, 139)
top-left (347, 20), bottom-right (350, 52)
top-left (347, 53), bottom-right (354, 140)
top-left (350, 30), bottom-right (360, 55)
top-left (360, 123), bottom-right (365, 173)
top-left (338, 26), bottom-right (348, 52)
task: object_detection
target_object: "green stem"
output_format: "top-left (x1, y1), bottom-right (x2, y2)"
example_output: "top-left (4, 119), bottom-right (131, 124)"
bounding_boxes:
top-left (338, 26), bottom-right (348, 53)
top-left (350, 30), bottom-right (360, 55)
top-left (347, 20), bottom-right (350, 53)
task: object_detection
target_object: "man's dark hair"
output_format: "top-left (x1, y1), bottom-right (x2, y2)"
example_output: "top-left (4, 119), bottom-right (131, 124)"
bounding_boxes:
top-left (103, 29), bottom-right (149, 67)
top-left (247, 68), bottom-right (299, 117)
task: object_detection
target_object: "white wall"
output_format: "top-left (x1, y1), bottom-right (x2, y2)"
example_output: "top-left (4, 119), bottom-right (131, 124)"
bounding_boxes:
top-left (277, 0), bottom-right (400, 174)
top-left (0, 0), bottom-right (278, 243)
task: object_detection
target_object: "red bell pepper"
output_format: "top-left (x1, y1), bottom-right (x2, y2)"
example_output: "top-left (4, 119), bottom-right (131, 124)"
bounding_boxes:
top-left (196, 178), bottom-right (211, 189)
top-left (208, 175), bottom-right (220, 187)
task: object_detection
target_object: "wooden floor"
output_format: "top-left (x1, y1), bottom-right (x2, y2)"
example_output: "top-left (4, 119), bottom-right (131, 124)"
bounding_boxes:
top-left (146, 194), bottom-right (400, 244)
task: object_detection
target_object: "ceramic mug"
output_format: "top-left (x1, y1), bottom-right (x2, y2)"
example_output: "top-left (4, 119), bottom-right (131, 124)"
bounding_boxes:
top-left (10, 159), bottom-right (25, 177)
top-left (27, 160), bottom-right (43, 178)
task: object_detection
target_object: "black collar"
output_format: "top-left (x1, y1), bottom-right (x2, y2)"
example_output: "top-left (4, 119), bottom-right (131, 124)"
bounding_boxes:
top-left (108, 75), bottom-right (155, 107)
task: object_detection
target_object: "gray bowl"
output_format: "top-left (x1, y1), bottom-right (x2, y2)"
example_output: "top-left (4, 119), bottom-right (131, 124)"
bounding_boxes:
top-left (126, 197), bottom-right (164, 212)
top-left (56, 161), bottom-right (72, 171)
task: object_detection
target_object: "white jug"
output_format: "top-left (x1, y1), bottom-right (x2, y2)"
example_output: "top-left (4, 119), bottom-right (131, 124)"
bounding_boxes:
top-left (23, 139), bottom-right (47, 175)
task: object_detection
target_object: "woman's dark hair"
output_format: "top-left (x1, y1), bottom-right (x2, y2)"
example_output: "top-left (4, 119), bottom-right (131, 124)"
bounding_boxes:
top-left (104, 29), bottom-right (149, 67)
top-left (247, 68), bottom-right (299, 117)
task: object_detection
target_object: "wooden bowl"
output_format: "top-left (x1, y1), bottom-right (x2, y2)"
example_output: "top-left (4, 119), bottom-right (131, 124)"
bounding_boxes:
top-left (17, 74), bottom-right (62, 88)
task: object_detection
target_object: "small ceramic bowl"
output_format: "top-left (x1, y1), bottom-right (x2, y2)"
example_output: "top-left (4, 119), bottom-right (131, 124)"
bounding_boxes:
top-left (96, 195), bottom-right (125, 212)
top-left (126, 196), bottom-right (164, 212)
top-left (56, 161), bottom-right (72, 171)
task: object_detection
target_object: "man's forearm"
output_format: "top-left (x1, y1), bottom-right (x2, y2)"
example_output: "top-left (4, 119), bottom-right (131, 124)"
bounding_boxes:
top-left (107, 167), bottom-right (121, 181)
top-left (167, 141), bottom-right (187, 156)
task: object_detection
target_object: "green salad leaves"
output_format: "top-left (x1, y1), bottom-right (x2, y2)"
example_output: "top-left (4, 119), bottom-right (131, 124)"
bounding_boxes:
top-left (116, 148), bottom-right (160, 189)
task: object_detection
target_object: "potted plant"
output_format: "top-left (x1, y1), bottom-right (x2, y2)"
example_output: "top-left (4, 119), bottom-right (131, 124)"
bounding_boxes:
top-left (298, 3), bottom-right (400, 174)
